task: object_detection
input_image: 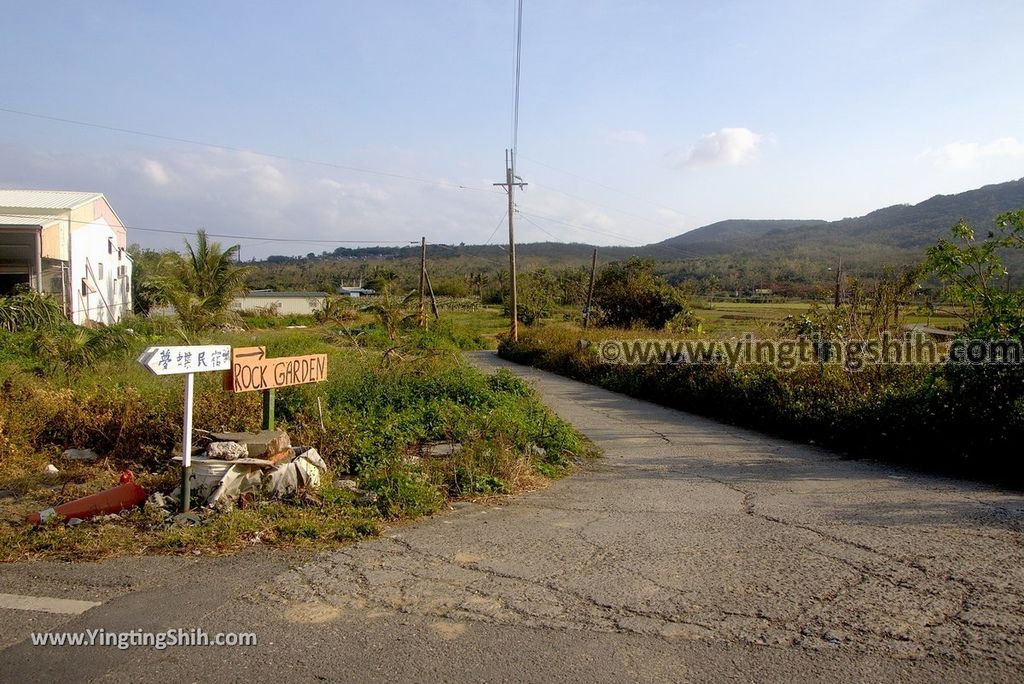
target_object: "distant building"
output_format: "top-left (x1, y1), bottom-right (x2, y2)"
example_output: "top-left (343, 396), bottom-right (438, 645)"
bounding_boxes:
top-left (0, 189), bottom-right (132, 325)
top-left (337, 286), bottom-right (376, 298)
top-left (231, 290), bottom-right (328, 316)
top-left (903, 323), bottom-right (957, 339)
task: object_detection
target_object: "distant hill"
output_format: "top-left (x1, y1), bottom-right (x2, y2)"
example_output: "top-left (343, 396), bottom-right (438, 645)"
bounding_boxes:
top-left (649, 177), bottom-right (1024, 262)
top-left (654, 219), bottom-right (827, 254)
top-left (252, 177), bottom-right (1024, 292)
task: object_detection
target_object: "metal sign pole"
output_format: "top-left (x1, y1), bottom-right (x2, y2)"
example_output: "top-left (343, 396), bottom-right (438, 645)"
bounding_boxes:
top-left (181, 372), bottom-right (194, 513)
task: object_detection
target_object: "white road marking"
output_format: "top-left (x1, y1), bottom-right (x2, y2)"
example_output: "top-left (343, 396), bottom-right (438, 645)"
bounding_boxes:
top-left (0, 593), bottom-right (101, 615)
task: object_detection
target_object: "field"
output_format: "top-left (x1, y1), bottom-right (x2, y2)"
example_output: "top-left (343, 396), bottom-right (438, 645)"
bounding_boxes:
top-left (695, 299), bottom-right (963, 336)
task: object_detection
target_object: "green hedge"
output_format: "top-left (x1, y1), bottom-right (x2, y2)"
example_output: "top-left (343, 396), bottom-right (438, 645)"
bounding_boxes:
top-left (499, 327), bottom-right (1024, 483)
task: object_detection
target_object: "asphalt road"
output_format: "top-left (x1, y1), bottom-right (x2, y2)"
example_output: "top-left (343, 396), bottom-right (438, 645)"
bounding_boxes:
top-left (1, 351), bottom-right (1022, 682)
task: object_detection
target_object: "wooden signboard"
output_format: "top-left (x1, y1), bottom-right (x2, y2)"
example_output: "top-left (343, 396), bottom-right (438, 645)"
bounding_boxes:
top-left (226, 346), bottom-right (328, 393)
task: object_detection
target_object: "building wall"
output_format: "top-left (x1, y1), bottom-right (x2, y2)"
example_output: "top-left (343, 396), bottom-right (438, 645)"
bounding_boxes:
top-left (231, 295), bottom-right (325, 316)
top-left (69, 219), bottom-right (132, 325)
top-left (39, 217), bottom-right (67, 260)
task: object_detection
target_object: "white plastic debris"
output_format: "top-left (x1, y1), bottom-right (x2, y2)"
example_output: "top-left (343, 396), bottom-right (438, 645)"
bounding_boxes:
top-left (62, 448), bottom-right (100, 462)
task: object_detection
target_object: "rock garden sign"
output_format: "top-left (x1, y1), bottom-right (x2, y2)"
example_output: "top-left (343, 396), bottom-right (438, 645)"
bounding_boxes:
top-left (137, 345), bottom-right (231, 512)
top-left (224, 346), bottom-right (328, 430)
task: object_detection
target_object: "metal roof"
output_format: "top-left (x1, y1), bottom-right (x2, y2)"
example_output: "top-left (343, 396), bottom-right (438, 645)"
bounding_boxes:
top-left (0, 214), bottom-right (59, 226)
top-left (0, 189), bottom-right (102, 211)
top-left (242, 291), bottom-right (329, 298)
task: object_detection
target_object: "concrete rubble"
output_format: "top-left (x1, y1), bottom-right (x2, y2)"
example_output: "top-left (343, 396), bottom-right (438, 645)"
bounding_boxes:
top-left (151, 430), bottom-right (330, 516)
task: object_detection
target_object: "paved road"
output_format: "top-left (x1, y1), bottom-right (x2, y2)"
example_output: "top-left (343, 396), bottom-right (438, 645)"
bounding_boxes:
top-left (1, 351), bottom-right (1022, 682)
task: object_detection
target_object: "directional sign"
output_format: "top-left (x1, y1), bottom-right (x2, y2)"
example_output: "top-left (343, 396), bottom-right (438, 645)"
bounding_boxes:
top-left (136, 344), bottom-right (233, 515)
top-left (226, 346), bottom-right (328, 393)
top-left (137, 345), bottom-right (232, 376)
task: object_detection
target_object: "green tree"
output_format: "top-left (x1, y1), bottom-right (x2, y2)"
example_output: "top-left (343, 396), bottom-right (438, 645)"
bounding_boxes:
top-left (592, 258), bottom-right (687, 329)
top-left (150, 230), bottom-right (252, 335)
top-left (925, 211), bottom-right (1024, 339)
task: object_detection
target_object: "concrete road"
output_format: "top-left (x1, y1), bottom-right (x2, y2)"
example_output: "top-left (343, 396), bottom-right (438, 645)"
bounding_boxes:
top-left (1, 351), bottom-right (1022, 682)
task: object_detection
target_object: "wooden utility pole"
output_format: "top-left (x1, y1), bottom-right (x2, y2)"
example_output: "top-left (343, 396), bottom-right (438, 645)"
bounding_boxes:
top-left (833, 256), bottom-right (843, 309)
top-left (494, 149), bottom-right (527, 340)
top-left (418, 237), bottom-right (427, 327)
top-left (583, 248), bottom-right (598, 329)
top-left (424, 269), bottom-right (440, 321)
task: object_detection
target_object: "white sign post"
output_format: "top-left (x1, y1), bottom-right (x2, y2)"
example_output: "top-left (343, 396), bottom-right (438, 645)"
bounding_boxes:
top-left (137, 345), bottom-right (231, 513)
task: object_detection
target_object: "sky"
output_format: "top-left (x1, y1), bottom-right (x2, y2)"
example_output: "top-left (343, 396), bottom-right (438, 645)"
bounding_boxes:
top-left (1, 0), bottom-right (1023, 258)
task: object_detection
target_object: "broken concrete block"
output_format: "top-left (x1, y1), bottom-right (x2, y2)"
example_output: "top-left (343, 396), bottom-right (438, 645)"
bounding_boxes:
top-left (206, 441), bottom-right (247, 461)
top-left (62, 448), bottom-right (100, 462)
top-left (209, 431), bottom-right (291, 459)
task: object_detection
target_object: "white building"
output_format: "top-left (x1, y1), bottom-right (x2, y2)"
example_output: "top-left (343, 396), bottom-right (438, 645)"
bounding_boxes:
top-left (231, 291), bottom-right (328, 316)
top-left (0, 190), bottom-right (133, 325)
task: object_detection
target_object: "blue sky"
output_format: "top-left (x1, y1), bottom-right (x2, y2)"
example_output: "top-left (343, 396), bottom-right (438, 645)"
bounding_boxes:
top-left (1, 1), bottom-right (1022, 257)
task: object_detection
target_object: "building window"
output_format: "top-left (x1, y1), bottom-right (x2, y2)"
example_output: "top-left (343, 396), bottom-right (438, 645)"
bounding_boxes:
top-left (108, 238), bottom-right (114, 255)
top-left (81, 279), bottom-right (88, 297)
top-left (98, 263), bottom-right (104, 280)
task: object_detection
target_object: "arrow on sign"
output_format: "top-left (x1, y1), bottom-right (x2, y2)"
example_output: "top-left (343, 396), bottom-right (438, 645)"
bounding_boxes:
top-left (233, 346), bottom-right (266, 361)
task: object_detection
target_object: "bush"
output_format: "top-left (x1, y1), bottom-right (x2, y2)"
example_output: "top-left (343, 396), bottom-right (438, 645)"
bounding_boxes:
top-left (592, 258), bottom-right (688, 329)
top-left (498, 326), bottom-right (1024, 483)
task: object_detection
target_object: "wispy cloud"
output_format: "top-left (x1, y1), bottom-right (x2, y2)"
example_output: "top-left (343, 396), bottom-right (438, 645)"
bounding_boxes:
top-left (922, 137), bottom-right (1024, 170)
top-left (669, 127), bottom-right (763, 168)
top-left (607, 129), bottom-right (648, 145)
top-left (0, 144), bottom-right (497, 257)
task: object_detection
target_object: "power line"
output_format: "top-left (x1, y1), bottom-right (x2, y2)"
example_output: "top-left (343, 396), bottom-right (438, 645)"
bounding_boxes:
top-left (517, 213), bottom-right (564, 242)
top-left (0, 106), bottom-right (502, 195)
top-left (484, 210), bottom-right (509, 245)
top-left (529, 180), bottom-right (688, 234)
top-left (519, 153), bottom-right (689, 217)
top-left (511, 0), bottom-right (524, 168)
top-left (518, 209), bottom-right (705, 259)
top-left (0, 213), bottom-right (418, 245)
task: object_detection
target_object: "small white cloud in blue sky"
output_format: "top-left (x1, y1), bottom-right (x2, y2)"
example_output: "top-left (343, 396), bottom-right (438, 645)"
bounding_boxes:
top-left (923, 137), bottom-right (1024, 171)
top-left (607, 129), bottom-right (648, 145)
top-left (670, 128), bottom-right (763, 169)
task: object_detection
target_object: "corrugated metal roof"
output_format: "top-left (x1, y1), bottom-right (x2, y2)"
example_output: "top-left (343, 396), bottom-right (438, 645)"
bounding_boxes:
top-left (0, 214), bottom-right (58, 226)
top-left (242, 291), bottom-right (329, 298)
top-left (0, 189), bottom-right (102, 211)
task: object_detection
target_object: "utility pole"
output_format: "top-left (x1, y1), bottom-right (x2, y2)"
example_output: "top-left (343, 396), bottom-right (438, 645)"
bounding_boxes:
top-left (494, 149), bottom-right (527, 340)
top-left (418, 237), bottom-right (427, 327)
top-left (583, 248), bottom-right (598, 329)
top-left (833, 256), bottom-right (843, 309)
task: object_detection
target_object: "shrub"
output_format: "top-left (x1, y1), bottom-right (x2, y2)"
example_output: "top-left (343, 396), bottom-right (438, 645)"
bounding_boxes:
top-left (592, 258), bottom-right (687, 329)
top-left (498, 326), bottom-right (1023, 483)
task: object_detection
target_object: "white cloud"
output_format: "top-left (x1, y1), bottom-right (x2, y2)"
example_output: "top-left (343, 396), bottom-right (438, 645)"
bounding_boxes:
top-left (923, 137), bottom-right (1024, 171)
top-left (669, 127), bottom-right (763, 168)
top-left (607, 129), bottom-right (648, 145)
top-left (140, 159), bottom-right (170, 187)
top-left (0, 143), bottom-right (505, 257)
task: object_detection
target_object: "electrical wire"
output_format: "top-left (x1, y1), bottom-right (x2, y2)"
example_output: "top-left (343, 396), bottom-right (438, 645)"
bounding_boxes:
top-left (511, 0), bottom-right (524, 174)
top-left (484, 210), bottom-right (509, 245)
top-left (528, 180), bottom-right (688, 234)
top-left (519, 153), bottom-right (689, 217)
top-left (0, 106), bottom-right (502, 195)
top-left (0, 213), bottom-right (418, 245)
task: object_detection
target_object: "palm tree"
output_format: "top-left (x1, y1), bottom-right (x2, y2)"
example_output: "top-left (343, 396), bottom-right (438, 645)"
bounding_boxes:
top-left (151, 230), bottom-right (252, 334)
top-left (466, 272), bottom-right (488, 301)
